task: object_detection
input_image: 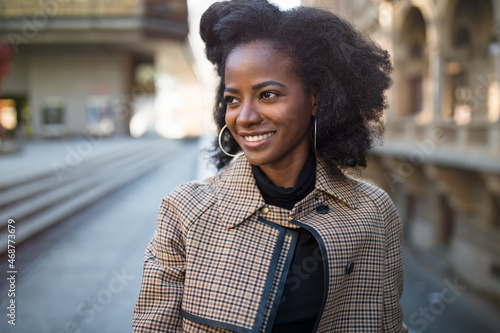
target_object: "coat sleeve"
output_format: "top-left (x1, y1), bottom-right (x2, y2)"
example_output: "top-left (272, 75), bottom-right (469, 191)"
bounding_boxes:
top-left (380, 192), bottom-right (408, 333)
top-left (133, 196), bottom-right (186, 332)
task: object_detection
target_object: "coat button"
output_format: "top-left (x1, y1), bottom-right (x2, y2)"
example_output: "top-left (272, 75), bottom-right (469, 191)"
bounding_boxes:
top-left (345, 262), bottom-right (355, 275)
top-left (316, 204), bottom-right (329, 214)
top-left (260, 206), bottom-right (269, 215)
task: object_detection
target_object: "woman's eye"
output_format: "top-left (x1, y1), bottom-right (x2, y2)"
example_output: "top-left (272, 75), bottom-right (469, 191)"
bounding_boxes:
top-left (224, 96), bottom-right (237, 105)
top-left (261, 92), bottom-right (278, 100)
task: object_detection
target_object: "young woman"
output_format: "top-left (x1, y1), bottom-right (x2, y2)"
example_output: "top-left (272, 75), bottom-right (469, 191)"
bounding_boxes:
top-left (133, 1), bottom-right (407, 332)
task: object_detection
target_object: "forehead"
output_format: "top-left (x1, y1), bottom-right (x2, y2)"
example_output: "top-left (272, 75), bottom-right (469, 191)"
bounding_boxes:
top-left (225, 41), bottom-right (297, 82)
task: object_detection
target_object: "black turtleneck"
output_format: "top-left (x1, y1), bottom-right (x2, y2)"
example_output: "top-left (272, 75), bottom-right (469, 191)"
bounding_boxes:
top-left (251, 150), bottom-right (316, 210)
top-left (252, 151), bottom-right (325, 332)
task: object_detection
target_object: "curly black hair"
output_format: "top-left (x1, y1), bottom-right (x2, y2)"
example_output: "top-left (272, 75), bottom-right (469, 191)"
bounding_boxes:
top-left (200, 0), bottom-right (392, 171)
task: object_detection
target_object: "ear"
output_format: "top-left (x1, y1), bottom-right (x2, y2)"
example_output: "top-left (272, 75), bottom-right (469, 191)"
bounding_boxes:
top-left (309, 88), bottom-right (319, 117)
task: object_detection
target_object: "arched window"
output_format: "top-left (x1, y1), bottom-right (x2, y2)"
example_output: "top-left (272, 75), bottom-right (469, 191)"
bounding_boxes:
top-left (396, 7), bottom-right (427, 116)
top-left (443, 0), bottom-right (493, 123)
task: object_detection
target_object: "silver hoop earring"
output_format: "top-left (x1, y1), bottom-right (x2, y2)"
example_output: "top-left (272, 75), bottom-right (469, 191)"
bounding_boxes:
top-left (314, 117), bottom-right (317, 152)
top-left (218, 125), bottom-right (241, 158)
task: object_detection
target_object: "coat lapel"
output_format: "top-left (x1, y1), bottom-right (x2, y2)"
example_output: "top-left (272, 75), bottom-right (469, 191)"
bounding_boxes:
top-left (315, 156), bottom-right (359, 209)
top-left (215, 156), bottom-right (265, 229)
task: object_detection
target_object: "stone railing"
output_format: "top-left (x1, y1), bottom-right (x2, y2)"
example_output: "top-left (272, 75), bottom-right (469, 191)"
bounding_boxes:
top-left (385, 116), bottom-right (499, 156)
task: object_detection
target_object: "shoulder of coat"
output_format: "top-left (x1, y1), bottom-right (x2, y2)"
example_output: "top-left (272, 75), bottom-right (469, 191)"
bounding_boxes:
top-left (348, 177), bottom-right (392, 207)
top-left (163, 178), bottom-right (219, 218)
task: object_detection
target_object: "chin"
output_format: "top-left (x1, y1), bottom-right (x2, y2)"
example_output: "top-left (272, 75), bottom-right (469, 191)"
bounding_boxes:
top-left (244, 153), bottom-right (280, 168)
top-left (242, 151), bottom-right (269, 166)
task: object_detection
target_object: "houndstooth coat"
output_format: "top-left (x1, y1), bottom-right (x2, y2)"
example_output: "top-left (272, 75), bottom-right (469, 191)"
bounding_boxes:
top-left (133, 155), bottom-right (407, 332)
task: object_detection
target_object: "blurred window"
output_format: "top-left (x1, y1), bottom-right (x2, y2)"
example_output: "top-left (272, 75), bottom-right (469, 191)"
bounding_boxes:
top-left (410, 43), bottom-right (424, 59)
top-left (42, 105), bottom-right (64, 125)
top-left (453, 26), bottom-right (472, 49)
top-left (444, 0), bottom-right (494, 122)
top-left (41, 97), bottom-right (66, 137)
top-left (398, 6), bottom-right (427, 116)
top-left (134, 63), bottom-right (156, 94)
top-left (408, 76), bottom-right (424, 114)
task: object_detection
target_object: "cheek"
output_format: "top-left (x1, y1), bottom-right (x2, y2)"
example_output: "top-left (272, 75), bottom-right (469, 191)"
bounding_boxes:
top-left (268, 104), bottom-right (297, 124)
top-left (225, 111), bottom-right (239, 133)
top-left (280, 105), bottom-right (310, 126)
top-left (225, 109), bottom-right (235, 124)
top-left (280, 107), bottom-right (313, 137)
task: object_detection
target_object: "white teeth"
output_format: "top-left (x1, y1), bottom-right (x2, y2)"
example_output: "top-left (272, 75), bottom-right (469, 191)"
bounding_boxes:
top-left (244, 132), bottom-right (274, 142)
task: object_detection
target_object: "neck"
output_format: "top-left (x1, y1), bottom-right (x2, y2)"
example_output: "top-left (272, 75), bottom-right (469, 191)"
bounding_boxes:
top-left (259, 151), bottom-right (311, 188)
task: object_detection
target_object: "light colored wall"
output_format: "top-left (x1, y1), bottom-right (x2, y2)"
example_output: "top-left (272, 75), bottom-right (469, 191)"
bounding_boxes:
top-left (2, 54), bottom-right (29, 96)
top-left (21, 50), bottom-right (131, 137)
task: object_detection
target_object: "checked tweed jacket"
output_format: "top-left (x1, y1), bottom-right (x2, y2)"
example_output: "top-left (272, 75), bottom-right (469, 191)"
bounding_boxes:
top-left (133, 155), bottom-right (407, 333)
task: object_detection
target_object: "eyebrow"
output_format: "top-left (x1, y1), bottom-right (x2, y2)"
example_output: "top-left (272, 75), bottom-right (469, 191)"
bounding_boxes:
top-left (224, 80), bottom-right (286, 94)
top-left (252, 80), bottom-right (286, 91)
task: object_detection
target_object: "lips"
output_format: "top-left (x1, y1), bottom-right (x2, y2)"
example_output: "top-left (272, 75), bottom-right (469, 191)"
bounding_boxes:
top-left (243, 132), bottom-right (275, 142)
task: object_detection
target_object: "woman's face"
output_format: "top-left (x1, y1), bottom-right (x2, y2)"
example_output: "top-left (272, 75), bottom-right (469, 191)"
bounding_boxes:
top-left (224, 41), bottom-right (317, 170)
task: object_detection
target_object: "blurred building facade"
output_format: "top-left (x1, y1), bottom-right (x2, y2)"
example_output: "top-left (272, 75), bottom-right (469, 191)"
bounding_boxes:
top-left (0, 0), bottom-right (205, 139)
top-left (303, 0), bottom-right (500, 302)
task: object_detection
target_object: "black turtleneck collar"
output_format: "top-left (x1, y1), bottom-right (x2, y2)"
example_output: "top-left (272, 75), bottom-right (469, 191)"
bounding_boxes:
top-left (251, 151), bottom-right (316, 210)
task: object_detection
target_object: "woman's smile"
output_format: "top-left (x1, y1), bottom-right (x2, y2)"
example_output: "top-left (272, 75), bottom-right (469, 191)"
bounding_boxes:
top-left (243, 132), bottom-right (275, 143)
top-left (240, 131), bottom-right (276, 150)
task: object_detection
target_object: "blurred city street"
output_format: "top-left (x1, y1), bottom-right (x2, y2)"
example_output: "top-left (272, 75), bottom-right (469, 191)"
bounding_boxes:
top-left (402, 249), bottom-right (500, 333)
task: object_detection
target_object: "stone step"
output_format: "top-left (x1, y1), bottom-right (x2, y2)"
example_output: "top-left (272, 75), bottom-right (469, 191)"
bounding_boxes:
top-left (0, 139), bottom-right (168, 209)
top-left (0, 139), bottom-right (168, 224)
top-left (0, 137), bottom-right (150, 191)
top-left (0, 138), bottom-right (187, 254)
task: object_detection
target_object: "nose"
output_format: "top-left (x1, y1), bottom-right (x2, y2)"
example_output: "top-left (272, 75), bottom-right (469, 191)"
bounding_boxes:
top-left (236, 100), bottom-right (263, 128)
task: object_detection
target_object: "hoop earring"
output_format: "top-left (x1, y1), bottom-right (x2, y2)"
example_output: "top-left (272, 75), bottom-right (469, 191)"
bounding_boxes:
top-left (314, 117), bottom-right (317, 152)
top-left (218, 125), bottom-right (241, 158)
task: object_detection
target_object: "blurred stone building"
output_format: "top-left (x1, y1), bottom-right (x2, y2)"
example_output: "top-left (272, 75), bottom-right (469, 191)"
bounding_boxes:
top-left (303, 0), bottom-right (500, 301)
top-left (0, 0), bottom-right (204, 138)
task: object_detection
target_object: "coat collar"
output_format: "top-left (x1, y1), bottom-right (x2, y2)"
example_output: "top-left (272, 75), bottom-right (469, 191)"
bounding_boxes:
top-left (315, 155), bottom-right (359, 210)
top-left (215, 154), bottom-right (358, 230)
top-left (215, 156), bottom-right (265, 230)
